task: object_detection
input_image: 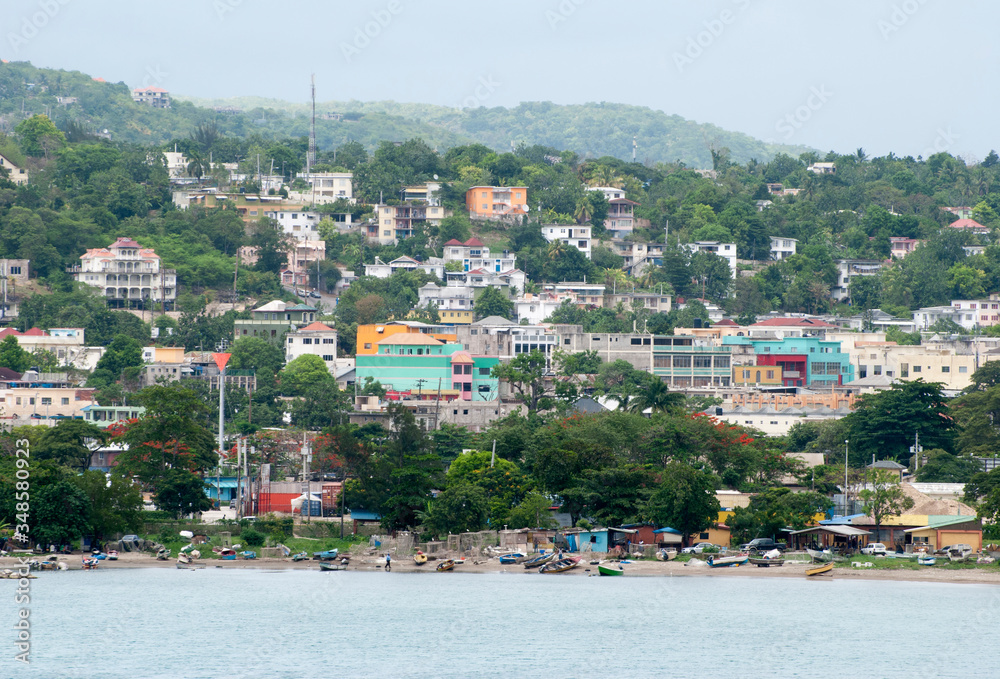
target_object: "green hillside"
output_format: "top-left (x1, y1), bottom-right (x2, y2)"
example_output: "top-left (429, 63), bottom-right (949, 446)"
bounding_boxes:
top-left (0, 61), bottom-right (809, 166)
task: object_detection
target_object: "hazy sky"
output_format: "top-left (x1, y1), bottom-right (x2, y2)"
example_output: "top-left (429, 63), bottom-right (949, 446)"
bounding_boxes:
top-left (3, 0), bottom-right (994, 158)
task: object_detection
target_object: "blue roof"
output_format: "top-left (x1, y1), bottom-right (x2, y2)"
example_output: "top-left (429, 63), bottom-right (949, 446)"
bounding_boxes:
top-left (350, 510), bottom-right (382, 521)
top-left (820, 514), bottom-right (866, 525)
top-left (654, 527), bottom-right (683, 535)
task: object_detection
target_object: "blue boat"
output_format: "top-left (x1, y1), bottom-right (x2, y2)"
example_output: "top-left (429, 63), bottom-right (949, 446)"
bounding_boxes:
top-left (498, 552), bottom-right (526, 564)
top-left (706, 554), bottom-right (749, 568)
top-left (240, 551), bottom-right (256, 560)
top-left (313, 549), bottom-right (339, 561)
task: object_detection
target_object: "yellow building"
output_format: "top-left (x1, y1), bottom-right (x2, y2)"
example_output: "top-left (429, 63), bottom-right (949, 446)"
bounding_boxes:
top-left (407, 309), bottom-right (474, 325)
top-left (356, 323), bottom-right (457, 355)
top-left (732, 365), bottom-right (783, 386)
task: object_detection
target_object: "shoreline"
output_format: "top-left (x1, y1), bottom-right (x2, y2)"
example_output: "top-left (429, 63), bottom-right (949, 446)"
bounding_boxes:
top-left (5, 553), bottom-right (1000, 585)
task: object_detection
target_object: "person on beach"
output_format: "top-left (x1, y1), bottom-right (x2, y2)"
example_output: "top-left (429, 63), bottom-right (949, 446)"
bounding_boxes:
top-left (385, 553), bottom-right (391, 571)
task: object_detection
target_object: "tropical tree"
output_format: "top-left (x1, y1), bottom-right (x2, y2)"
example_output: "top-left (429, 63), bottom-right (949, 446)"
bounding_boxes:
top-left (643, 462), bottom-right (720, 547)
top-left (858, 469), bottom-right (915, 546)
top-left (629, 376), bottom-right (685, 414)
top-left (491, 350), bottom-right (553, 413)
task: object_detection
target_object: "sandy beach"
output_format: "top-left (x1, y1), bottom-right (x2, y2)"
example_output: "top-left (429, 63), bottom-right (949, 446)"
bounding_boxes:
top-left (5, 552), bottom-right (1000, 585)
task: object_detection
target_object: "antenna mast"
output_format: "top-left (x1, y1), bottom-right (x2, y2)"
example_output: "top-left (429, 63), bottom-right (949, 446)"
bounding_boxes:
top-left (307, 74), bottom-right (317, 175)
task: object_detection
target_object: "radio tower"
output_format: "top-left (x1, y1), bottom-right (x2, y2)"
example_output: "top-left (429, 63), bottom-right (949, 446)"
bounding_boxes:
top-left (307, 74), bottom-right (317, 175)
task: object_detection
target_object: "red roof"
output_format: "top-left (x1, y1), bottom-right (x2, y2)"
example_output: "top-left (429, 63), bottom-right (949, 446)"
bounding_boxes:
top-left (0, 328), bottom-right (22, 338)
top-left (443, 239), bottom-right (464, 246)
top-left (22, 327), bottom-right (48, 336)
top-left (298, 322), bottom-right (335, 332)
top-left (0, 367), bottom-right (21, 381)
top-left (751, 318), bottom-right (837, 328)
top-left (464, 237), bottom-right (485, 247)
top-left (109, 237), bottom-right (142, 249)
top-left (949, 218), bottom-right (988, 230)
top-left (715, 319), bottom-right (738, 327)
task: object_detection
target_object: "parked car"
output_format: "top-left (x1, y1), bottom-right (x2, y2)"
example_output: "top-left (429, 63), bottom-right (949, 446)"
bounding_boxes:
top-left (308, 290), bottom-right (322, 298)
top-left (682, 542), bottom-right (720, 554)
top-left (861, 542), bottom-right (887, 555)
top-left (739, 538), bottom-right (785, 553)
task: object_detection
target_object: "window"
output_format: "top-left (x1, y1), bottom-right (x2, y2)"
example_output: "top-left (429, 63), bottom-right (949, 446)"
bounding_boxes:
top-left (913, 365), bottom-right (922, 373)
top-left (463, 384), bottom-right (471, 392)
top-left (453, 382), bottom-right (461, 390)
top-left (288, 338), bottom-right (294, 344)
top-left (653, 356), bottom-right (670, 368)
top-left (631, 338), bottom-right (642, 345)
top-left (578, 241), bottom-right (587, 248)
top-left (672, 356), bottom-right (691, 368)
top-left (62, 398), bottom-right (69, 405)
top-left (322, 355), bottom-right (334, 361)
top-left (323, 338), bottom-right (334, 344)
top-left (364, 343), bottom-right (372, 350)
top-left (742, 370), bottom-right (750, 378)
top-left (901, 364), bottom-right (909, 377)
top-left (479, 367), bottom-right (490, 376)
top-left (693, 356), bottom-right (712, 368)
top-left (302, 338), bottom-right (312, 345)
top-left (766, 370), bottom-right (774, 379)
top-left (959, 366), bottom-right (968, 373)
top-left (700, 533), bottom-right (710, 540)
top-left (714, 356), bottom-right (730, 368)
top-left (942, 366), bottom-right (950, 373)
top-left (873, 365), bottom-right (882, 376)
top-left (463, 365), bottom-right (472, 375)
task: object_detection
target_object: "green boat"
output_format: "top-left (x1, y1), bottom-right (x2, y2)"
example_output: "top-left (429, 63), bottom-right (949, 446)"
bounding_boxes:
top-left (597, 563), bottom-right (624, 576)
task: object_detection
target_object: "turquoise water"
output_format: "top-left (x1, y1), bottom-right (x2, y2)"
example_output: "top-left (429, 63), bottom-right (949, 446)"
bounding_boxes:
top-left (4, 568), bottom-right (999, 678)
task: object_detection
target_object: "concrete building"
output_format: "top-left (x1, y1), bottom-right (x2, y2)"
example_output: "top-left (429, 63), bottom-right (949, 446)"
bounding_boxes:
top-left (466, 186), bottom-right (528, 221)
top-left (769, 237), bottom-right (798, 261)
top-left (610, 241), bottom-right (664, 277)
top-left (541, 224), bottom-right (592, 259)
top-left (456, 317), bottom-right (559, 366)
top-left (605, 291), bottom-right (673, 314)
top-left (587, 186), bottom-right (637, 238)
top-left (418, 283), bottom-right (475, 319)
top-left (285, 322), bottom-right (339, 372)
top-left (356, 322), bottom-right (457, 355)
top-left (364, 256), bottom-right (445, 280)
top-left (0, 370), bottom-right (96, 426)
top-left (890, 237), bottom-right (923, 259)
top-left (288, 171), bottom-right (353, 205)
top-left (0, 154), bottom-right (29, 185)
top-left (81, 404), bottom-right (146, 429)
top-left (264, 209), bottom-right (325, 240)
top-left (722, 335), bottom-right (854, 387)
top-left (683, 241), bottom-right (738, 276)
top-left (132, 86), bottom-right (170, 108)
top-left (832, 259), bottom-right (885, 303)
top-left (233, 300), bottom-right (318, 344)
top-left (946, 218), bottom-right (990, 235)
top-left (807, 162), bottom-right (836, 174)
top-left (368, 203), bottom-right (446, 244)
top-left (69, 237), bottom-right (176, 310)
top-left (442, 238), bottom-right (516, 273)
top-left (949, 296), bottom-right (1000, 330)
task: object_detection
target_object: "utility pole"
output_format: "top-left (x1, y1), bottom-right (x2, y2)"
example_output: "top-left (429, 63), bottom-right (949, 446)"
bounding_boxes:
top-left (301, 432), bottom-right (312, 524)
top-left (844, 439), bottom-right (849, 516)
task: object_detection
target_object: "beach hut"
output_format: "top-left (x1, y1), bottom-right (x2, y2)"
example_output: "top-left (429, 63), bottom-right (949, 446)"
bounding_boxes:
top-left (903, 517), bottom-right (982, 552)
top-left (789, 525), bottom-right (872, 552)
top-left (653, 527), bottom-right (684, 547)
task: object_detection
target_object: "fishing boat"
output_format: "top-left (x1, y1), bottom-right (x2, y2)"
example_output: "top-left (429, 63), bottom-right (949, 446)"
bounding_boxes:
top-left (81, 557), bottom-right (100, 570)
top-left (155, 548), bottom-right (171, 561)
top-left (947, 545), bottom-right (975, 562)
top-left (240, 551), bottom-right (257, 560)
top-left (805, 561), bottom-right (834, 577)
top-left (320, 562), bottom-right (347, 571)
top-left (656, 548), bottom-right (677, 561)
top-left (806, 548), bottom-right (834, 562)
top-left (706, 554), bottom-right (749, 568)
top-left (522, 552), bottom-right (556, 569)
top-left (291, 551), bottom-right (309, 562)
top-left (219, 548), bottom-right (236, 561)
top-left (436, 559), bottom-right (456, 572)
top-left (749, 556), bottom-right (785, 567)
top-left (597, 563), bottom-right (624, 576)
top-left (917, 555), bottom-right (936, 566)
top-left (413, 551), bottom-right (428, 565)
top-left (539, 557), bottom-right (581, 574)
top-left (313, 549), bottom-right (339, 561)
top-left (498, 552), bottom-right (526, 564)
top-left (106, 550), bottom-right (119, 561)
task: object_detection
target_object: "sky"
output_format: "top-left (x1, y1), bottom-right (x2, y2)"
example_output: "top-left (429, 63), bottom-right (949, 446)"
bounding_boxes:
top-left (2, 0), bottom-right (995, 159)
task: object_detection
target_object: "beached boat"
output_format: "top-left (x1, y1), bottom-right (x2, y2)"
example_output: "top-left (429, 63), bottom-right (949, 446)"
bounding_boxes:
top-left (413, 552), bottom-right (428, 565)
top-left (749, 556), bottom-right (784, 567)
top-left (656, 548), bottom-right (677, 561)
top-left (805, 561), bottom-right (834, 577)
top-left (0, 569), bottom-right (36, 579)
top-left (320, 562), bottom-right (347, 571)
top-left (522, 553), bottom-right (556, 569)
top-left (291, 551), bottom-right (309, 562)
top-left (81, 557), bottom-right (100, 570)
top-left (176, 562), bottom-right (205, 570)
top-left (707, 554), bottom-right (749, 568)
top-left (240, 551), bottom-right (257, 560)
top-left (917, 555), bottom-right (936, 566)
top-left (155, 548), bottom-right (171, 561)
top-left (806, 548), bottom-right (834, 562)
top-left (539, 557), bottom-right (581, 574)
top-left (313, 549), bottom-right (339, 561)
top-left (948, 545), bottom-right (975, 562)
top-left (597, 563), bottom-right (624, 576)
top-left (219, 549), bottom-right (236, 561)
top-left (498, 552), bottom-right (526, 564)
top-left (106, 550), bottom-right (119, 561)
top-left (436, 559), bottom-right (456, 572)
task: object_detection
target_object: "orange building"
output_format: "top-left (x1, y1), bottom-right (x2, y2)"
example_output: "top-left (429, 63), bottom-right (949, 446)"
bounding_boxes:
top-left (356, 322), bottom-right (457, 355)
top-left (466, 186), bottom-right (528, 221)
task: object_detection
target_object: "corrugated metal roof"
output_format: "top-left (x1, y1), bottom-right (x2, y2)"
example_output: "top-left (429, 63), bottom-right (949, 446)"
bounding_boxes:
top-left (790, 525), bottom-right (871, 536)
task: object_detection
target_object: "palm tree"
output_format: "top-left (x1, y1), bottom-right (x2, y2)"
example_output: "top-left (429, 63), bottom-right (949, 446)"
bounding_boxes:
top-left (574, 194), bottom-right (595, 224)
top-left (186, 152), bottom-right (207, 182)
top-left (629, 377), bottom-right (685, 414)
top-left (547, 239), bottom-right (568, 261)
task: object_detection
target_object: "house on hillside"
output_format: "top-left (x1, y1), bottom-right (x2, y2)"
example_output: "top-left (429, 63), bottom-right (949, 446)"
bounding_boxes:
top-left (132, 86), bottom-right (170, 108)
top-left (0, 154), bottom-right (28, 185)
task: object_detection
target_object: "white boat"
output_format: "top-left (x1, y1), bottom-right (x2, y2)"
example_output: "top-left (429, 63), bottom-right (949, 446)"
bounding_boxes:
top-left (806, 548), bottom-right (833, 562)
top-left (656, 548), bottom-right (677, 561)
top-left (947, 544), bottom-right (975, 562)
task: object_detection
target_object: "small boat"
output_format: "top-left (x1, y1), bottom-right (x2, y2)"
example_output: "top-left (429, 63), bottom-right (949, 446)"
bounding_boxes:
top-left (155, 548), bottom-right (171, 561)
top-left (106, 551), bottom-right (119, 561)
top-left (539, 557), bottom-right (581, 574)
top-left (948, 545), bottom-right (975, 562)
top-left (219, 549), bottom-right (236, 561)
top-left (806, 561), bottom-right (834, 577)
top-left (749, 556), bottom-right (785, 567)
top-left (0, 569), bottom-right (36, 579)
top-left (176, 562), bottom-right (205, 570)
top-left (597, 563), bottom-right (624, 576)
top-left (414, 552), bottom-right (428, 566)
top-left (291, 551), bottom-right (310, 562)
top-left (240, 551), bottom-right (256, 560)
top-left (806, 548), bottom-right (834, 562)
top-left (436, 559), bottom-right (456, 572)
top-left (320, 562), bottom-right (347, 571)
top-left (522, 553), bottom-right (556, 569)
top-left (706, 554), bottom-right (749, 568)
top-left (91, 551), bottom-right (107, 560)
top-left (498, 552), bottom-right (526, 564)
top-left (656, 548), bottom-right (677, 561)
top-left (313, 549), bottom-right (339, 561)
top-left (917, 555), bottom-right (936, 566)
top-left (177, 553), bottom-right (192, 565)
top-left (81, 557), bottom-right (99, 570)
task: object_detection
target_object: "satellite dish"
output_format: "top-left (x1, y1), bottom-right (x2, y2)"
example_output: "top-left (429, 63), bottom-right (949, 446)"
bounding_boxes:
top-left (523, 204), bottom-right (530, 212)
top-left (433, 174), bottom-right (439, 180)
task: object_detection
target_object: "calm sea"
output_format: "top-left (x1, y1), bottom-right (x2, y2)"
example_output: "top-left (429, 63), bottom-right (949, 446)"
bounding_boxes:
top-left (4, 568), bottom-right (998, 679)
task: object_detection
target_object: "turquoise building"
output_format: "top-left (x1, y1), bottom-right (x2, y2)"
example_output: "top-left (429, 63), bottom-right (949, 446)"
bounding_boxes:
top-left (355, 334), bottom-right (500, 401)
top-left (723, 336), bottom-right (853, 387)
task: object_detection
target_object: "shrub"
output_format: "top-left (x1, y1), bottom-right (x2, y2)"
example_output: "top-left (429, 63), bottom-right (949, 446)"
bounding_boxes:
top-left (241, 528), bottom-right (265, 547)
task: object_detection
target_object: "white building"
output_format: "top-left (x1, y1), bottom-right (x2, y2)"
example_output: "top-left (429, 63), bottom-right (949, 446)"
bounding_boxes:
top-left (285, 321), bottom-right (339, 372)
top-left (0, 154), bottom-right (28, 185)
top-left (587, 186), bottom-right (637, 238)
top-left (70, 237), bottom-right (176, 309)
top-left (364, 256), bottom-right (445, 280)
top-left (683, 241), bottom-right (738, 276)
top-left (514, 295), bottom-right (568, 325)
top-left (769, 236), bottom-right (798, 261)
top-left (541, 224), bottom-right (592, 259)
top-left (807, 162), bottom-right (836, 175)
top-left (264, 209), bottom-right (328, 240)
top-left (442, 238), bottom-right (516, 273)
top-left (418, 283), bottom-right (475, 312)
top-left (368, 203), bottom-right (446, 244)
top-left (832, 259), bottom-right (883, 303)
top-left (132, 86), bottom-right (170, 108)
top-left (610, 241), bottom-right (664, 277)
top-left (912, 306), bottom-right (963, 331)
top-left (444, 268), bottom-right (526, 294)
top-left (287, 172), bottom-right (354, 205)
top-left (162, 151), bottom-right (189, 179)
top-left (949, 296), bottom-right (1000, 330)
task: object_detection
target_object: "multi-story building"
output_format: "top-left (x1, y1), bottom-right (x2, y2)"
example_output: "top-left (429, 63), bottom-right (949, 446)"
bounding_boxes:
top-left (364, 256), bottom-right (445, 280)
top-left (949, 295), bottom-right (1000, 330)
top-left (264, 209), bottom-right (326, 240)
top-left (132, 86), bottom-right (170, 108)
top-left (722, 335), bottom-right (853, 387)
top-left (368, 203), bottom-right (446, 244)
top-left (587, 186), bottom-right (638, 238)
top-left (605, 291), bottom-right (673, 314)
top-left (683, 241), bottom-right (738, 277)
top-left (0, 370), bottom-right (97, 426)
top-left (402, 182), bottom-right (442, 204)
top-left (769, 237), bottom-right (798, 260)
top-left (610, 241), bottom-right (664, 277)
top-left (288, 171), bottom-right (353, 205)
top-left (442, 238), bottom-right (516, 273)
top-left (807, 162), bottom-right (836, 174)
top-left (832, 259), bottom-right (883, 303)
top-left (466, 186), bottom-right (528, 221)
top-left (848, 340), bottom-right (977, 392)
top-left (946, 218), bottom-right (989, 235)
top-left (456, 317), bottom-right (558, 365)
top-left (70, 237), bottom-right (177, 310)
top-left (912, 305), bottom-right (964, 331)
top-left (890, 237), bottom-right (923, 259)
top-left (418, 283), bottom-right (476, 325)
top-left (0, 154), bottom-right (28, 185)
top-left (81, 404), bottom-right (146, 429)
top-left (545, 282), bottom-right (606, 307)
top-left (444, 268), bottom-right (526, 294)
top-left (285, 322), bottom-right (339, 372)
top-left (356, 322), bottom-right (457, 355)
top-left (233, 300), bottom-right (318, 345)
top-left (541, 224), bottom-right (592, 259)
top-left (355, 334), bottom-right (500, 401)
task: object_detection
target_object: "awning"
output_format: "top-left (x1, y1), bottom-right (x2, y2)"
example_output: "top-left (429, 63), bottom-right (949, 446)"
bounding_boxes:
top-left (790, 525), bottom-right (871, 537)
top-left (654, 527), bottom-right (683, 535)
